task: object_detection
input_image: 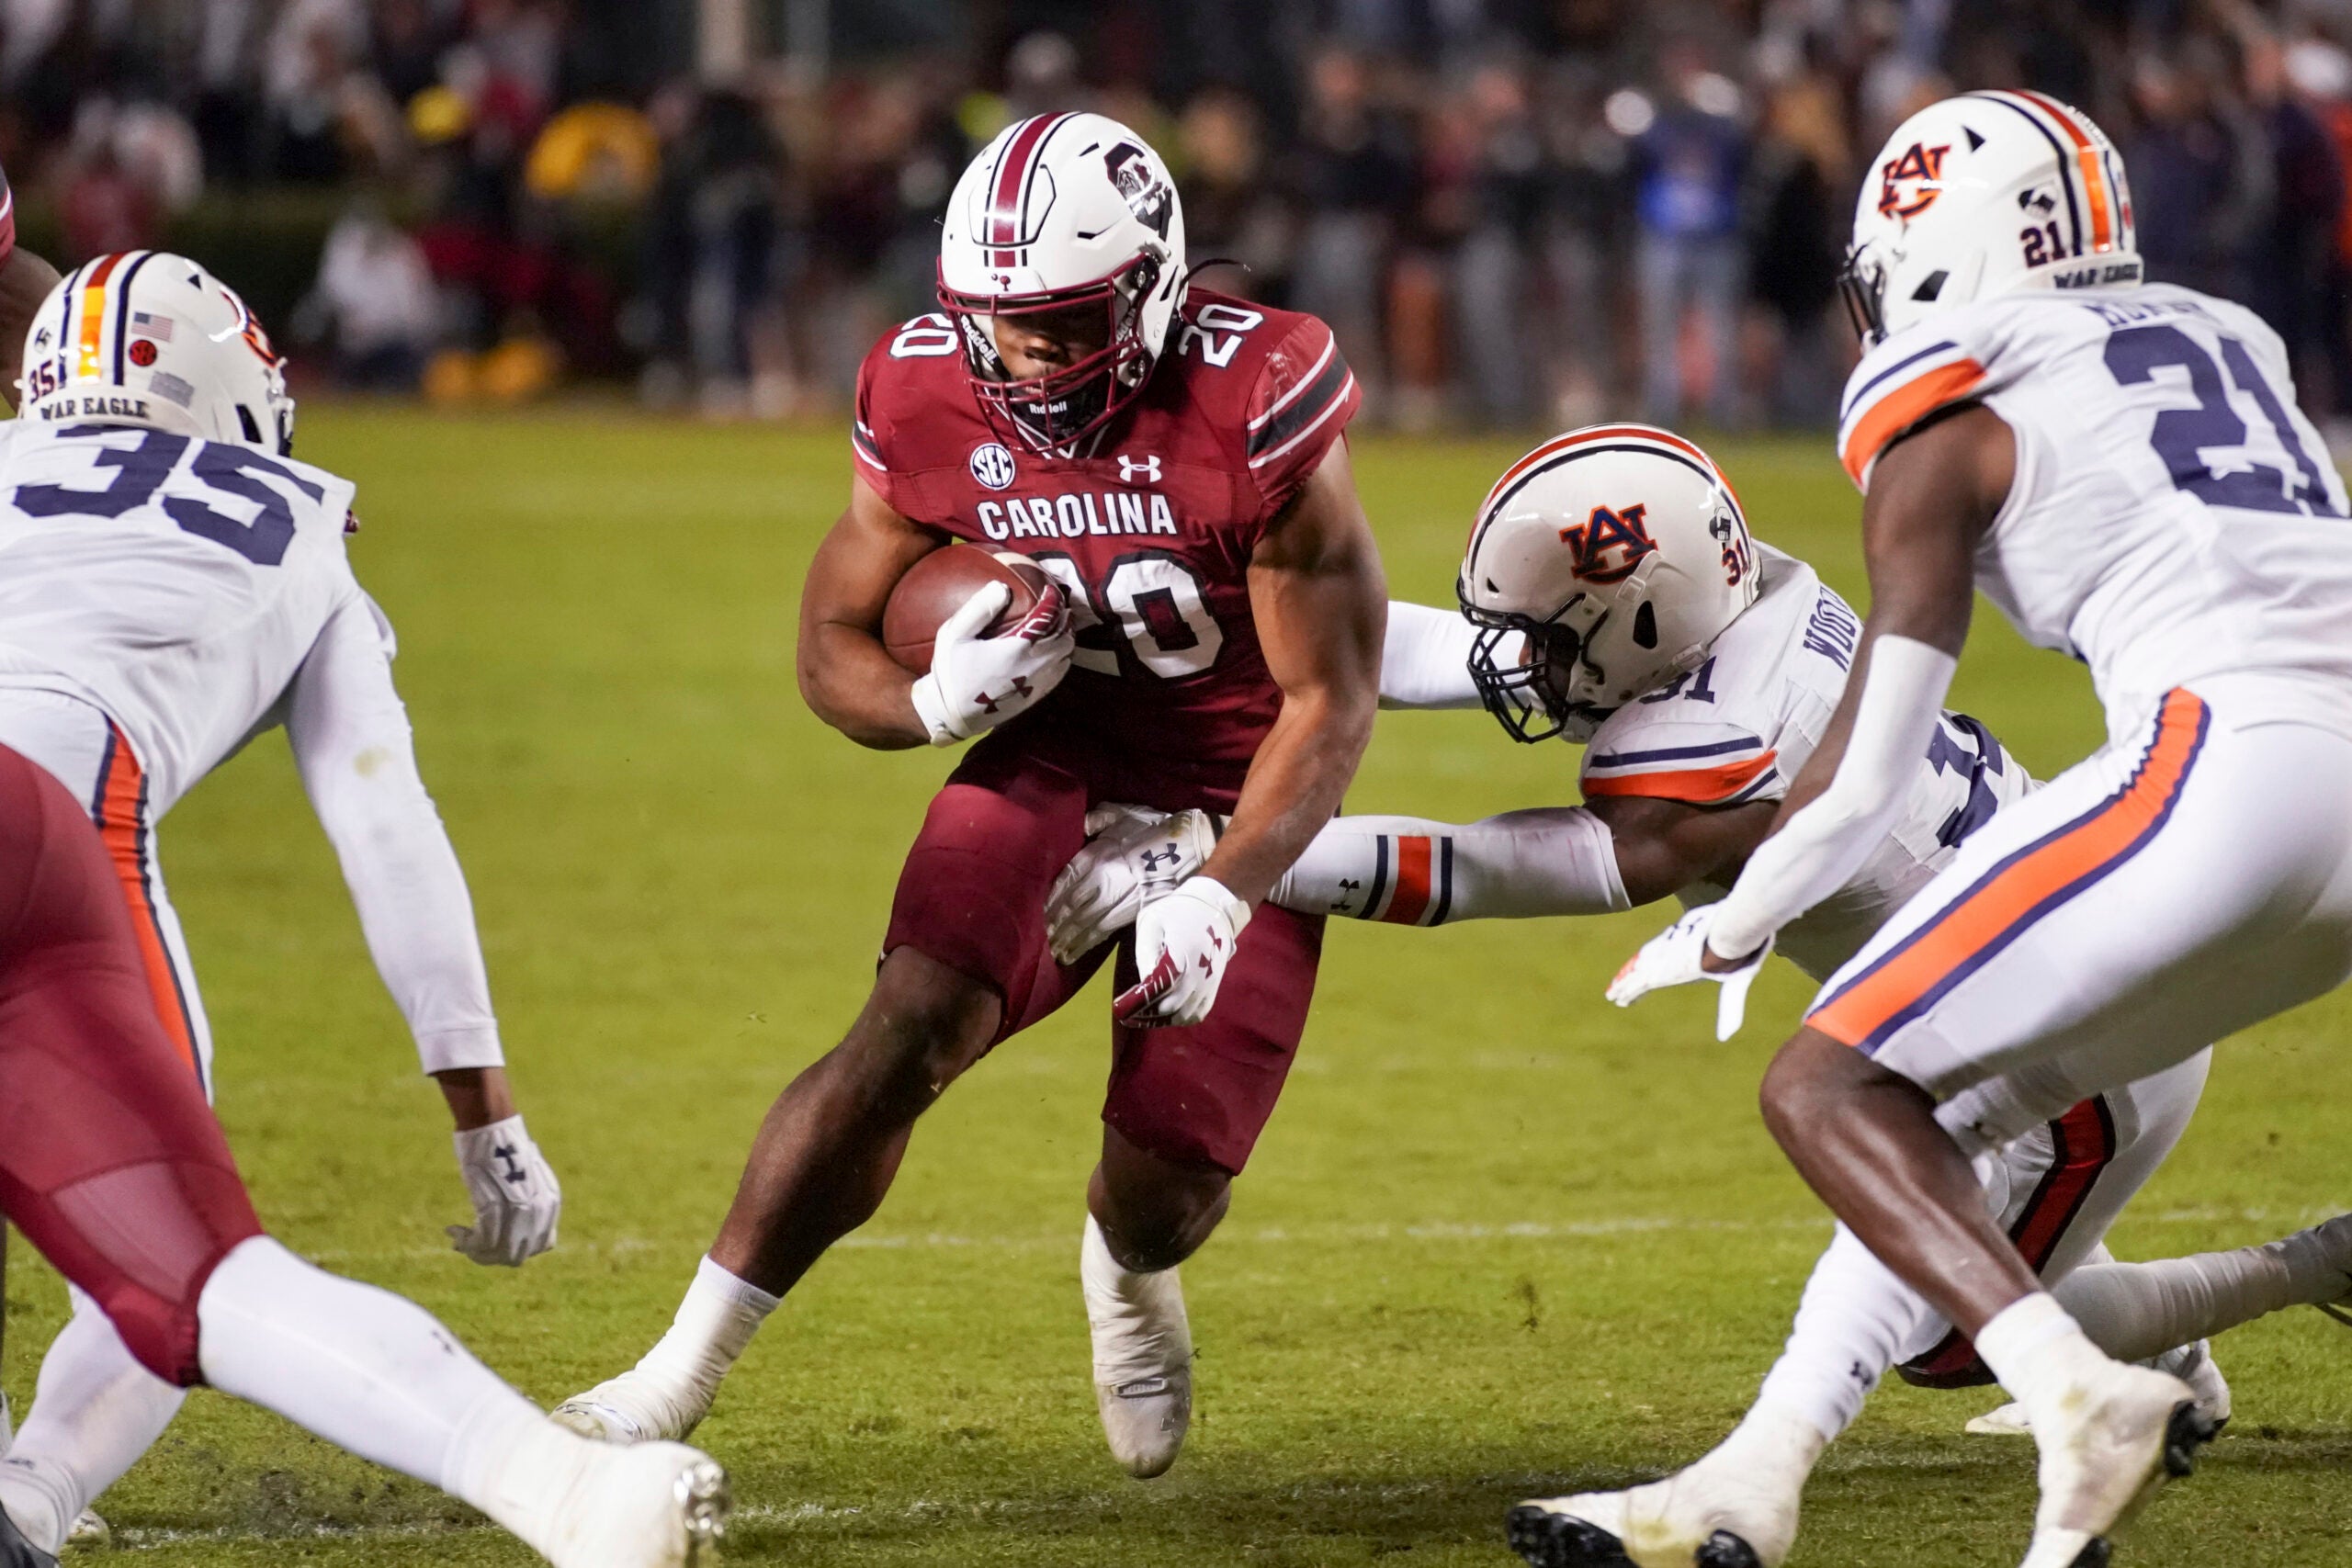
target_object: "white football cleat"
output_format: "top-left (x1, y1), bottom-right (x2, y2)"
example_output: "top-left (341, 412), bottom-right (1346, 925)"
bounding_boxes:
top-left (536, 1438), bottom-right (729, 1568)
top-left (552, 1371), bottom-right (709, 1446)
top-left (61, 1511), bottom-right (106, 1551)
top-left (2015, 1361), bottom-right (2217, 1568)
top-left (1081, 1216), bottom-right (1192, 1480)
top-left (1969, 1340), bottom-right (2231, 1438)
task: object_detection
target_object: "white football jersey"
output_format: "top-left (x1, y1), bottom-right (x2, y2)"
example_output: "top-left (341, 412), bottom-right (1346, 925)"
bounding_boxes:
top-left (0, 420), bottom-right (364, 814)
top-left (1838, 283), bottom-right (2352, 741)
top-left (1581, 546), bottom-right (2034, 978)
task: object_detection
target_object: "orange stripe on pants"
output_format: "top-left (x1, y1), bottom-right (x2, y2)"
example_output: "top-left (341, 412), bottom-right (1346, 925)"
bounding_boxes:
top-left (1811, 691), bottom-right (2209, 1052)
top-left (91, 730), bottom-right (199, 1079)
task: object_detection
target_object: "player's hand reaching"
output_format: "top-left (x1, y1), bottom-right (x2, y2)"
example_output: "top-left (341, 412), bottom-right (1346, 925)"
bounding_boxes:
top-left (1046, 805), bottom-right (1218, 964)
top-left (910, 580), bottom-right (1074, 746)
top-left (1605, 904), bottom-right (1772, 1042)
top-left (1113, 876), bottom-right (1250, 1029)
top-left (447, 1114), bottom-right (562, 1267)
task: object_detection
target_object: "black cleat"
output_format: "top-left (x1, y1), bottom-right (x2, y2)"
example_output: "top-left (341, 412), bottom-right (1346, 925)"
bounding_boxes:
top-left (2162, 1399), bottom-right (2222, 1478)
top-left (2065, 1541), bottom-right (2110, 1568)
top-left (1507, 1503), bottom-right (1635, 1567)
top-left (1694, 1529), bottom-right (1766, 1568)
top-left (0, 1502), bottom-right (57, 1568)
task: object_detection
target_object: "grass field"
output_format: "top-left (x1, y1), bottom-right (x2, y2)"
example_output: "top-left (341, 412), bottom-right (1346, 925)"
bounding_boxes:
top-left (19, 407), bottom-right (2352, 1566)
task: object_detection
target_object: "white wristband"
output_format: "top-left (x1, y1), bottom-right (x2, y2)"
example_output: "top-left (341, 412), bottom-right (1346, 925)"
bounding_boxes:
top-left (908, 673), bottom-right (962, 747)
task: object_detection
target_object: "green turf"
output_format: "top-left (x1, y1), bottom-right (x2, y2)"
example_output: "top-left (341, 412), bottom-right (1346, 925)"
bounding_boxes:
top-left (18, 408), bottom-right (2352, 1565)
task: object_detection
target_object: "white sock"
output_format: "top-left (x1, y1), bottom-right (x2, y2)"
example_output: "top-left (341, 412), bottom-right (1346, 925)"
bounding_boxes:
top-left (0, 1290), bottom-right (187, 1551)
top-left (1973, 1292), bottom-right (2112, 1416)
top-left (1748, 1224), bottom-right (1935, 1447)
top-left (196, 1237), bottom-right (558, 1529)
top-left (1080, 1214), bottom-right (1187, 1386)
top-left (629, 1256), bottom-right (779, 1406)
top-left (2052, 1229), bottom-right (2329, 1364)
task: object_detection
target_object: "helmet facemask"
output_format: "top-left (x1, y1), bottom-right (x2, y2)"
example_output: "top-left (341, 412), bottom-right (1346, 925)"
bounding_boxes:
top-left (939, 249), bottom-right (1165, 454)
top-left (1838, 242), bottom-right (1890, 348)
top-left (1461, 591), bottom-right (1615, 745)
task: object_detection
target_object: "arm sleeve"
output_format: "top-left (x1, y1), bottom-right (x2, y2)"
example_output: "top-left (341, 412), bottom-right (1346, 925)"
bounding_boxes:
top-left (1270, 808), bottom-right (1629, 924)
top-left (1704, 635), bottom-right (1957, 958)
top-left (1245, 313), bottom-right (1362, 513)
top-left (285, 593), bottom-right (503, 1073)
top-left (1379, 600), bottom-right (1491, 710)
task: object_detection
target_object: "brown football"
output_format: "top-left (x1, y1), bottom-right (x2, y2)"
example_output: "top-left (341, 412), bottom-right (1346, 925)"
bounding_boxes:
top-left (882, 547), bottom-right (1052, 673)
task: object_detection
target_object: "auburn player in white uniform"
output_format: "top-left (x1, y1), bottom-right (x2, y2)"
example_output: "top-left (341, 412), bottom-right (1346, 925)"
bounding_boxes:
top-left (1605, 92), bottom-right (2352, 1567)
top-left (1050, 426), bottom-right (2352, 1567)
top-left (0, 256), bottom-right (720, 1568)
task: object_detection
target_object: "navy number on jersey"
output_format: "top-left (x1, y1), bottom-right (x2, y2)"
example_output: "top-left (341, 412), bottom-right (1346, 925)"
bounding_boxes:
top-left (2103, 323), bottom-right (2339, 517)
top-left (13, 427), bottom-right (322, 565)
top-left (1030, 550), bottom-right (1224, 679)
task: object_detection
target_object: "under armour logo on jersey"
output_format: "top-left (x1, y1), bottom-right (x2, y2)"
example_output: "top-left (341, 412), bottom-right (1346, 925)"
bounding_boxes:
top-left (494, 1144), bottom-right (526, 1184)
top-left (1559, 503), bottom-right (1658, 585)
top-left (1877, 142), bottom-right (1951, 220)
top-left (1118, 455), bottom-right (1161, 484)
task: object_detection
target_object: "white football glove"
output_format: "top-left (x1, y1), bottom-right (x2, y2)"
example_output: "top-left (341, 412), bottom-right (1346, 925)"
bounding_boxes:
top-left (1114, 875), bottom-right (1250, 1029)
top-left (1605, 904), bottom-right (1773, 1043)
top-left (1045, 804), bottom-right (1218, 964)
top-left (909, 579), bottom-right (1074, 746)
top-left (447, 1114), bottom-right (562, 1267)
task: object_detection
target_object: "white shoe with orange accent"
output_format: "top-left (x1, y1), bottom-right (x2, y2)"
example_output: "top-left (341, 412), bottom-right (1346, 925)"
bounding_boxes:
top-left (2015, 1360), bottom-right (2217, 1568)
top-left (1082, 1216), bottom-right (1192, 1479)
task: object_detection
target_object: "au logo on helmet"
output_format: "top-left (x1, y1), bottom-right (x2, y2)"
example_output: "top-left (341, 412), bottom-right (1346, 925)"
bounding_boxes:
top-left (1559, 503), bottom-right (1657, 584)
top-left (1877, 142), bottom-right (1951, 220)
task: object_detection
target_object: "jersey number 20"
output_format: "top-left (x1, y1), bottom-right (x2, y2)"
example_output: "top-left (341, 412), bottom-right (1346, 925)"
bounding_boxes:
top-left (1029, 550), bottom-right (1225, 679)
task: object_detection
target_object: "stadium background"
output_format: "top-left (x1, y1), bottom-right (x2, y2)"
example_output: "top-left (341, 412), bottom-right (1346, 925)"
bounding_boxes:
top-left (5, 3), bottom-right (2352, 1567)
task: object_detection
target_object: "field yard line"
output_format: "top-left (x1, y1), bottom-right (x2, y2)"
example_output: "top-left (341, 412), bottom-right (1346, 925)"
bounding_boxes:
top-left (298, 1203), bottom-right (2323, 1268)
top-left (108, 1479), bottom-right (1549, 1549)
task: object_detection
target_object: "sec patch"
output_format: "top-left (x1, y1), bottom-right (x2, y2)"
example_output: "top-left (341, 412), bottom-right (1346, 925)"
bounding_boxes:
top-left (969, 442), bottom-right (1017, 491)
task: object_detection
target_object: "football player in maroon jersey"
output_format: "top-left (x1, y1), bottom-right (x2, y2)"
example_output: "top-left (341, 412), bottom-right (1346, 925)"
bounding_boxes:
top-left (0, 164), bottom-right (63, 400)
top-left (557, 112), bottom-right (1386, 1481)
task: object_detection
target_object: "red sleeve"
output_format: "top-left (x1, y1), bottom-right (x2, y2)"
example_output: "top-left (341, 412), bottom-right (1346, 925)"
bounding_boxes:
top-left (850, 335), bottom-right (906, 513)
top-left (1243, 313), bottom-right (1359, 512)
top-left (0, 165), bottom-right (18, 269)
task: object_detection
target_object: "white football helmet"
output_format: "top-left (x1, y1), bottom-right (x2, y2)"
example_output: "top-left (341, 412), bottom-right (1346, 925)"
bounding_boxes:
top-left (937, 111), bottom-right (1187, 452)
top-left (1460, 424), bottom-right (1759, 743)
top-left (1841, 90), bottom-right (2141, 347)
top-left (17, 252), bottom-right (294, 454)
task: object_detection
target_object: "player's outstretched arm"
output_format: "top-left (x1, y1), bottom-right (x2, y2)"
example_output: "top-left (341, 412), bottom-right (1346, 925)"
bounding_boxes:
top-left (797, 475), bottom-right (953, 750)
top-left (286, 595), bottom-right (560, 1266)
top-left (0, 243), bottom-right (62, 406)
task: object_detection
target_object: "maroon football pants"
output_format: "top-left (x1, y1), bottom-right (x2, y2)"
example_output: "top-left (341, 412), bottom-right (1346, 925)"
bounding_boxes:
top-left (0, 741), bottom-right (260, 1385)
top-left (883, 734), bottom-right (1324, 1176)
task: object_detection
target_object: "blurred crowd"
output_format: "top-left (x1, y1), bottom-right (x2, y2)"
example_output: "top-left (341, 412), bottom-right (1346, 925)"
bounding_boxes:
top-left (6, 0), bottom-right (2352, 435)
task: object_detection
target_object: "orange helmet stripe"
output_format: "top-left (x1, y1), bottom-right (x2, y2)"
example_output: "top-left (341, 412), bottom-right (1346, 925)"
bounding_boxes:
top-left (74, 252), bottom-right (125, 380)
top-left (2014, 90), bottom-right (2117, 253)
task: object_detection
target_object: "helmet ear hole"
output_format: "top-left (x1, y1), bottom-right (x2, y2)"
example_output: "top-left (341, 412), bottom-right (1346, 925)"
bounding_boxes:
top-left (1632, 600), bottom-right (1658, 649)
top-left (1911, 270), bottom-right (1950, 302)
top-left (237, 405), bottom-right (264, 446)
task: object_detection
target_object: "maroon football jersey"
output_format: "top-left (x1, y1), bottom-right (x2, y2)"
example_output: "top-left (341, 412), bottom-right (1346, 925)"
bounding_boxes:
top-left (853, 288), bottom-right (1361, 799)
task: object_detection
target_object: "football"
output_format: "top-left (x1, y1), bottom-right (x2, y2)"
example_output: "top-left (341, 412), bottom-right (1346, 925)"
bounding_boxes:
top-left (882, 546), bottom-right (1051, 673)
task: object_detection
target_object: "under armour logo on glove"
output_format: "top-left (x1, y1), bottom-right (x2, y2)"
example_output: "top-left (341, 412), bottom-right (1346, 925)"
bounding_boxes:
top-left (1141, 846), bottom-right (1184, 873)
top-left (1114, 876), bottom-right (1250, 1029)
top-left (494, 1143), bottom-right (526, 1184)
